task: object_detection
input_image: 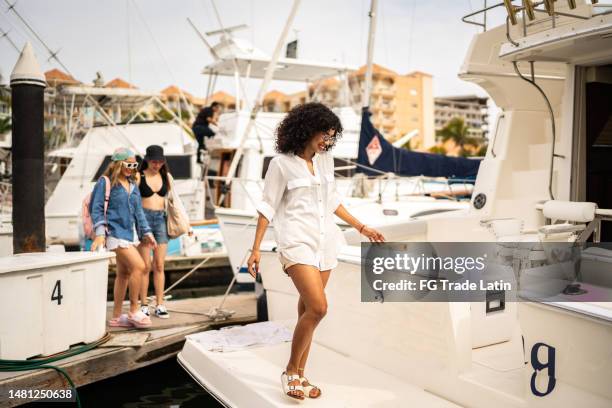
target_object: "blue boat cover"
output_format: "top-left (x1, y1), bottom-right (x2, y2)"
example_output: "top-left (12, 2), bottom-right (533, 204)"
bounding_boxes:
top-left (356, 108), bottom-right (480, 178)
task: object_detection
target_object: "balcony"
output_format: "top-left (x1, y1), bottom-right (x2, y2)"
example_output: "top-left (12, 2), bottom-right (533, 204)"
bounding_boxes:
top-left (377, 104), bottom-right (395, 113)
top-left (371, 87), bottom-right (395, 98)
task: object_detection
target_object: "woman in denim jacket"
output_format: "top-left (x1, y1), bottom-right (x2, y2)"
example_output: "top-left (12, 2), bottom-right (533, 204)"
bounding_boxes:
top-left (90, 147), bottom-right (157, 329)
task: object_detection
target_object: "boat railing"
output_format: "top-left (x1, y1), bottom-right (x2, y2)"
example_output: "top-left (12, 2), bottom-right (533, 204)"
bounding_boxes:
top-left (205, 170), bottom-right (472, 207)
top-left (462, 1), bottom-right (609, 36)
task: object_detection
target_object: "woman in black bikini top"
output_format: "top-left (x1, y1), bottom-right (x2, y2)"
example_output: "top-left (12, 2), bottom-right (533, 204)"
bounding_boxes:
top-left (136, 145), bottom-right (173, 320)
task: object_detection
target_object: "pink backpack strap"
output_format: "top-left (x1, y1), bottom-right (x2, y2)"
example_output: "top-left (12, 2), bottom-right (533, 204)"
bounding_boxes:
top-left (102, 175), bottom-right (110, 215)
top-left (101, 176), bottom-right (110, 233)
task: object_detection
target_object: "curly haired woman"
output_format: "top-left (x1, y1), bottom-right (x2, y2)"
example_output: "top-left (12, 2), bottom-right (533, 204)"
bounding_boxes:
top-left (246, 102), bottom-right (385, 401)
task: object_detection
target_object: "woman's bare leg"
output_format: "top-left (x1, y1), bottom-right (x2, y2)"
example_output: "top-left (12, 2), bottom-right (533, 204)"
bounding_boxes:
top-left (137, 244), bottom-right (152, 306)
top-left (284, 264), bottom-right (327, 398)
top-left (152, 244), bottom-right (167, 305)
top-left (112, 259), bottom-right (129, 319)
top-left (115, 246), bottom-right (146, 315)
top-left (297, 269), bottom-right (330, 372)
top-left (296, 269), bottom-right (330, 397)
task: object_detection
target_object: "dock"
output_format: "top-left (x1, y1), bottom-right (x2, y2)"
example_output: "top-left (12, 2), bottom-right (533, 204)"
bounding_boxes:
top-left (0, 293), bottom-right (257, 407)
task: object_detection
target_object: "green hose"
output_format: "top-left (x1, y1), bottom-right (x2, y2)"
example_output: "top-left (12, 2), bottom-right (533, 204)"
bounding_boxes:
top-left (0, 332), bottom-right (111, 407)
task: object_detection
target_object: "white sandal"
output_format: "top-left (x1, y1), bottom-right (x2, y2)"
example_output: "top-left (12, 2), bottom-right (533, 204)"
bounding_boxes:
top-left (281, 371), bottom-right (304, 400)
top-left (300, 376), bottom-right (322, 398)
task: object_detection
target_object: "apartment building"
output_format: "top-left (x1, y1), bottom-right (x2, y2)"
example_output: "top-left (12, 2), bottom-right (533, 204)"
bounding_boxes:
top-left (160, 85), bottom-right (207, 120)
top-left (434, 95), bottom-right (489, 139)
top-left (348, 65), bottom-right (435, 149)
top-left (262, 89), bottom-right (307, 113)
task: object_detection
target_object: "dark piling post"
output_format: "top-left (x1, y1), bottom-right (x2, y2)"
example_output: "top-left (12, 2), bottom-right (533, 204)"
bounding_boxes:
top-left (10, 42), bottom-right (47, 253)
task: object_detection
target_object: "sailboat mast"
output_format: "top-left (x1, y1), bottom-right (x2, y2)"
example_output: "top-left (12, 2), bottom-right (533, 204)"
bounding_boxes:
top-left (363, 0), bottom-right (378, 109)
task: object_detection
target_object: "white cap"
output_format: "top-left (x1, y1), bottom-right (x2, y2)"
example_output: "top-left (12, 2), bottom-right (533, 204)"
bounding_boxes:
top-left (10, 42), bottom-right (46, 87)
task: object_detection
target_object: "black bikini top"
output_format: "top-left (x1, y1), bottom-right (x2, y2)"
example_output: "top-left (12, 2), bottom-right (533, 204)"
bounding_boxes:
top-left (139, 172), bottom-right (168, 198)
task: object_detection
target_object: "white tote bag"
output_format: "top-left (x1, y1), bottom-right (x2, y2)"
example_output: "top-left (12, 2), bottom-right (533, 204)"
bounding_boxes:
top-left (166, 176), bottom-right (190, 238)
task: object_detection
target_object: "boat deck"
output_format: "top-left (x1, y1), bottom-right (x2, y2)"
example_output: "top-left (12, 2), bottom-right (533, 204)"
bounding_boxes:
top-left (0, 294), bottom-right (257, 407)
top-left (178, 320), bottom-right (461, 408)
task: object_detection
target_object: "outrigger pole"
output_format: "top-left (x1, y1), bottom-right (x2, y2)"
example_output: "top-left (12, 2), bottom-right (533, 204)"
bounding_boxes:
top-left (217, 0), bottom-right (302, 204)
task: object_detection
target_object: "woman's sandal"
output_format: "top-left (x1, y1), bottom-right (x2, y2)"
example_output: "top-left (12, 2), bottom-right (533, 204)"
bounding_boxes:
top-left (127, 310), bottom-right (152, 329)
top-left (281, 371), bottom-right (304, 400)
top-left (300, 376), bottom-right (322, 398)
top-left (108, 314), bottom-right (133, 328)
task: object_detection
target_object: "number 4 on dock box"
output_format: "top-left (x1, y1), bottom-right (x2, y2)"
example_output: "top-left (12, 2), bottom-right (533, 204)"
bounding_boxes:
top-left (0, 251), bottom-right (114, 360)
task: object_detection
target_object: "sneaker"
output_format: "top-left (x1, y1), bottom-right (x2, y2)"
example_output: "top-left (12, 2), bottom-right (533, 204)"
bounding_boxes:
top-left (155, 304), bottom-right (169, 319)
top-left (140, 305), bottom-right (150, 317)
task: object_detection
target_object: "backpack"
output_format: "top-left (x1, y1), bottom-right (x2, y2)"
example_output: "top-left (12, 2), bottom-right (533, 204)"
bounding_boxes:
top-left (82, 176), bottom-right (110, 240)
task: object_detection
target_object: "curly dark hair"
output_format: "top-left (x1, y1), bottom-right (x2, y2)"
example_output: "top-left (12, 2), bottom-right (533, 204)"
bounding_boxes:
top-left (275, 102), bottom-right (343, 154)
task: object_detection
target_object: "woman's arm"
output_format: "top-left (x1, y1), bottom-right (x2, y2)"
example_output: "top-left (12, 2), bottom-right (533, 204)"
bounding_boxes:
top-left (334, 204), bottom-right (385, 242)
top-left (246, 214), bottom-right (269, 277)
top-left (247, 159), bottom-right (286, 277)
top-left (133, 184), bottom-right (157, 247)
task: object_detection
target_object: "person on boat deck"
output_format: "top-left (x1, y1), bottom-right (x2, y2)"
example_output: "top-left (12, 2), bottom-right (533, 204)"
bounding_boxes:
top-left (192, 101), bottom-right (221, 163)
top-left (137, 145), bottom-right (173, 319)
top-left (90, 147), bottom-right (157, 329)
top-left (246, 102), bottom-right (385, 401)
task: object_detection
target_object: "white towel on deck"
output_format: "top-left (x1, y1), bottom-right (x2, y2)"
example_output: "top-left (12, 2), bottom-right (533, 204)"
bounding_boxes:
top-left (187, 321), bottom-right (293, 352)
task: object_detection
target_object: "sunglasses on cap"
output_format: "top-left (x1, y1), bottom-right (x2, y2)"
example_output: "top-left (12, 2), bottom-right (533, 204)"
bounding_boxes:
top-left (122, 162), bottom-right (139, 170)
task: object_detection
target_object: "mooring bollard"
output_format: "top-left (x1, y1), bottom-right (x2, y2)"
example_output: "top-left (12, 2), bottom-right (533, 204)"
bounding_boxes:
top-left (10, 42), bottom-right (47, 253)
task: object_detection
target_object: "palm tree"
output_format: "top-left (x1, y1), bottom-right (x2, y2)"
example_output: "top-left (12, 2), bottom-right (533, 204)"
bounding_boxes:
top-left (428, 145), bottom-right (447, 155)
top-left (0, 117), bottom-right (10, 134)
top-left (436, 117), bottom-right (479, 156)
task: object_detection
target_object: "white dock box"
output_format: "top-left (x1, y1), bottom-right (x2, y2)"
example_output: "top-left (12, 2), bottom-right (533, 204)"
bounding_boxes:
top-left (0, 251), bottom-right (114, 360)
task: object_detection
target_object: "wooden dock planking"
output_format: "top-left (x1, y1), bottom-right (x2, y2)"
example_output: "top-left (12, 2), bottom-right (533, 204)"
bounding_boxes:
top-left (0, 294), bottom-right (257, 407)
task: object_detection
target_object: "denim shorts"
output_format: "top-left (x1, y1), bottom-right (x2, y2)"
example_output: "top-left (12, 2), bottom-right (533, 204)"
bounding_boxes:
top-left (143, 209), bottom-right (169, 244)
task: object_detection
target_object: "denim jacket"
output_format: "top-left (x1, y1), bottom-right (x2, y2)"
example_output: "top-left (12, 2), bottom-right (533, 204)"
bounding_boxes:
top-left (90, 177), bottom-right (152, 241)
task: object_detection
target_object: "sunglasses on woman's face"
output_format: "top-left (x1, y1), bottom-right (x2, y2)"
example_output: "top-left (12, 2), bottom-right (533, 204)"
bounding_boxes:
top-left (321, 131), bottom-right (335, 142)
top-left (122, 162), bottom-right (139, 170)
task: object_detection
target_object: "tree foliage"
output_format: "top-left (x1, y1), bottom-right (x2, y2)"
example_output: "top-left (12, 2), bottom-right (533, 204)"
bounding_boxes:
top-left (436, 117), bottom-right (480, 156)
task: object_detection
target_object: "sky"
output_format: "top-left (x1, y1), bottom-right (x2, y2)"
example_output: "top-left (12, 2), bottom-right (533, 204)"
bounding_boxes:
top-left (0, 0), bottom-right (508, 102)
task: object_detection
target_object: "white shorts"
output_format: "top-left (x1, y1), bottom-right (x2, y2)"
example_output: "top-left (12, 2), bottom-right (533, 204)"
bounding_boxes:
top-left (107, 236), bottom-right (139, 250)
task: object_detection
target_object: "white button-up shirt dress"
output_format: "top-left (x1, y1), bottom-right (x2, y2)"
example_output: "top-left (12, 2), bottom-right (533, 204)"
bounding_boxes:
top-left (256, 151), bottom-right (344, 271)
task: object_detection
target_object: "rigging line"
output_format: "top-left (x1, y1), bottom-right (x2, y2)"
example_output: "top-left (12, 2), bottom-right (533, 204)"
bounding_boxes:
top-left (0, 26), bottom-right (19, 52)
top-left (3, 0), bottom-right (73, 76)
top-left (0, 9), bottom-right (45, 57)
top-left (0, 10), bottom-right (26, 41)
top-left (129, 0), bottom-right (176, 82)
top-left (130, 0), bottom-right (193, 123)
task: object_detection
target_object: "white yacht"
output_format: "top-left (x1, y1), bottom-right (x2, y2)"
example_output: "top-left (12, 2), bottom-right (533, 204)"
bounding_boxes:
top-left (179, 1), bottom-right (612, 407)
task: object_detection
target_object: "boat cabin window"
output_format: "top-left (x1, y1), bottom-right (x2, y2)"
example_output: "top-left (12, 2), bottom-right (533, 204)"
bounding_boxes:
top-left (92, 154), bottom-right (192, 181)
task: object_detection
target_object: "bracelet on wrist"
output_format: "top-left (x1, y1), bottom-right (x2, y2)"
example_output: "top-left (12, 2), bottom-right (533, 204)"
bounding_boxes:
top-left (358, 224), bottom-right (366, 234)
